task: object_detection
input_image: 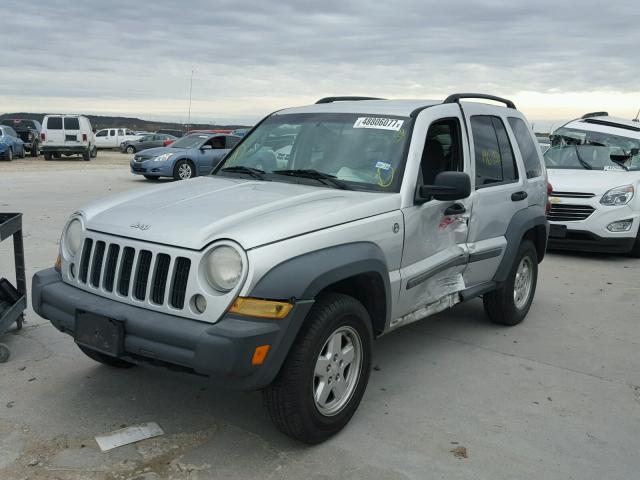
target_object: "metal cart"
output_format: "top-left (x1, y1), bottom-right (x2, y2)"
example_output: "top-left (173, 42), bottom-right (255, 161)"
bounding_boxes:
top-left (0, 213), bottom-right (26, 363)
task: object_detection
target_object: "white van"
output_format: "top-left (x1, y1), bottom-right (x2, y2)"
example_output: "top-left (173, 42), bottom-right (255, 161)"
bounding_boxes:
top-left (41, 115), bottom-right (96, 161)
top-left (94, 128), bottom-right (141, 149)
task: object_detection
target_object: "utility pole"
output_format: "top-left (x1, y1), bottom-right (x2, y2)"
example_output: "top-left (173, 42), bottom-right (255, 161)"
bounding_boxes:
top-left (633, 108), bottom-right (640, 123)
top-left (187, 69), bottom-right (194, 130)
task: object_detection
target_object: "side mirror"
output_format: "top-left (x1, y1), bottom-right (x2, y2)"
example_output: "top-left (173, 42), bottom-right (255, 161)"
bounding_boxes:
top-left (200, 145), bottom-right (212, 150)
top-left (416, 171), bottom-right (471, 203)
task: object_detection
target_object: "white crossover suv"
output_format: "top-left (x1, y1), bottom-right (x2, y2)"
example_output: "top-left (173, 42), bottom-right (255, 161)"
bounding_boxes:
top-left (545, 112), bottom-right (640, 256)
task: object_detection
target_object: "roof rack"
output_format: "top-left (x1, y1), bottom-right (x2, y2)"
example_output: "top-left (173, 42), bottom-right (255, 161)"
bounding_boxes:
top-left (443, 93), bottom-right (516, 109)
top-left (581, 111), bottom-right (609, 119)
top-left (315, 96), bottom-right (385, 104)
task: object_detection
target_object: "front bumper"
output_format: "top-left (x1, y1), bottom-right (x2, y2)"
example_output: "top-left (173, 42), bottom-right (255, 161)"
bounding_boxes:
top-left (130, 159), bottom-right (173, 176)
top-left (33, 268), bottom-right (313, 390)
top-left (548, 229), bottom-right (636, 253)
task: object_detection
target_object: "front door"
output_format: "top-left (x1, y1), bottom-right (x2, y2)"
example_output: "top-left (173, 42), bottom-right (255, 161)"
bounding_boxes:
top-left (396, 107), bottom-right (472, 324)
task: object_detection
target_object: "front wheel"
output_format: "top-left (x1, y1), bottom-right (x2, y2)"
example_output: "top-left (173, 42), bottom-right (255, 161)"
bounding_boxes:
top-left (126, 145), bottom-right (136, 154)
top-left (30, 142), bottom-right (38, 157)
top-left (484, 240), bottom-right (538, 326)
top-left (173, 159), bottom-right (195, 180)
top-left (629, 230), bottom-right (640, 258)
top-left (263, 292), bottom-right (373, 444)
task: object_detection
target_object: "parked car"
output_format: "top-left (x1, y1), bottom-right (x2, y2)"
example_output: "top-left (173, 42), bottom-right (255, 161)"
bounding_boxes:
top-left (0, 118), bottom-right (41, 157)
top-left (163, 137), bottom-right (175, 147)
top-left (130, 133), bottom-right (241, 180)
top-left (536, 134), bottom-right (551, 153)
top-left (156, 128), bottom-right (184, 138)
top-left (33, 94), bottom-right (549, 443)
top-left (40, 114), bottom-right (96, 161)
top-left (545, 112), bottom-right (640, 256)
top-left (120, 134), bottom-right (177, 154)
top-left (0, 125), bottom-right (26, 160)
top-left (231, 128), bottom-right (249, 137)
top-left (94, 128), bottom-right (141, 149)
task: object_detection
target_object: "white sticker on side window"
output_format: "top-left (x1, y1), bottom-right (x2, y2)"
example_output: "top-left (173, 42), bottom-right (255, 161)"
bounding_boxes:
top-left (604, 165), bottom-right (625, 171)
top-left (353, 117), bottom-right (404, 131)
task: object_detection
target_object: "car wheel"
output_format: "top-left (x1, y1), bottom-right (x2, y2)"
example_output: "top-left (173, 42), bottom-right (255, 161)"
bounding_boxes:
top-left (629, 231), bottom-right (640, 258)
top-left (77, 345), bottom-right (135, 368)
top-left (263, 292), bottom-right (373, 444)
top-left (484, 240), bottom-right (538, 326)
top-left (90, 146), bottom-right (98, 158)
top-left (82, 148), bottom-right (91, 161)
top-left (173, 159), bottom-right (195, 180)
top-left (44, 152), bottom-right (52, 160)
top-left (53, 152), bottom-right (61, 159)
top-left (6, 148), bottom-right (12, 161)
top-left (30, 142), bottom-right (38, 157)
top-left (126, 145), bottom-right (136, 154)
top-left (19, 146), bottom-right (25, 158)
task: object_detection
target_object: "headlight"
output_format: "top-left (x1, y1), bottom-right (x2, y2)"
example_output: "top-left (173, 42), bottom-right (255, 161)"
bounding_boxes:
top-left (600, 185), bottom-right (634, 206)
top-left (153, 153), bottom-right (174, 162)
top-left (62, 218), bottom-right (83, 258)
top-left (204, 245), bottom-right (243, 292)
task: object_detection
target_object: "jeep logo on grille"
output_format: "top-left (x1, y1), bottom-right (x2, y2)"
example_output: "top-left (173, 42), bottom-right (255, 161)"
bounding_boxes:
top-left (130, 222), bottom-right (151, 231)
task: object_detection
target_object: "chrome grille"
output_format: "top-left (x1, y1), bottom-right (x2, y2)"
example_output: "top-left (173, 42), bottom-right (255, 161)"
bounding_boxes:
top-left (550, 191), bottom-right (595, 198)
top-left (548, 204), bottom-right (595, 222)
top-left (77, 237), bottom-right (191, 309)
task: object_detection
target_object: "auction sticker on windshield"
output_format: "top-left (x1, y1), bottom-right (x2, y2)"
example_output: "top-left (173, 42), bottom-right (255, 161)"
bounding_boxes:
top-left (354, 117), bottom-right (404, 131)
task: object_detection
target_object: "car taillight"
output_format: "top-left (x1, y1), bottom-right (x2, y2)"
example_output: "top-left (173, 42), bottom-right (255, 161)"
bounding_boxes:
top-left (82, 133), bottom-right (87, 141)
top-left (546, 181), bottom-right (553, 216)
top-left (41, 133), bottom-right (45, 141)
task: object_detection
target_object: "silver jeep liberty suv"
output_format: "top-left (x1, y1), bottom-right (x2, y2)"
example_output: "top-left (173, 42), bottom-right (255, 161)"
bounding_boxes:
top-left (33, 94), bottom-right (549, 443)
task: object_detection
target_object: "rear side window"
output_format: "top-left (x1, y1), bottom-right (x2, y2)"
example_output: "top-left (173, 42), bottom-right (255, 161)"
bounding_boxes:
top-left (46, 117), bottom-right (63, 130)
top-left (471, 115), bottom-right (519, 188)
top-left (64, 117), bottom-right (80, 130)
top-left (508, 117), bottom-right (542, 178)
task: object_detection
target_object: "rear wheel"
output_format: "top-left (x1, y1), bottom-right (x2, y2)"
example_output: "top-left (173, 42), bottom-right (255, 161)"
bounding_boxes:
top-left (90, 146), bottom-right (97, 158)
top-left (263, 292), bottom-right (373, 444)
top-left (77, 345), bottom-right (135, 368)
top-left (484, 240), bottom-right (538, 326)
top-left (30, 142), bottom-right (38, 157)
top-left (126, 145), bottom-right (136, 154)
top-left (173, 159), bottom-right (195, 180)
top-left (82, 148), bottom-right (90, 161)
top-left (44, 152), bottom-right (52, 160)
top-left (53, 152), bottom-right (61, 159)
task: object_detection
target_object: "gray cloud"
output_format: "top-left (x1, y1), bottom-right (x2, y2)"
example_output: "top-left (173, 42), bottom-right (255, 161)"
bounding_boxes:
top-left (0, 0), bottom-right (638, 123)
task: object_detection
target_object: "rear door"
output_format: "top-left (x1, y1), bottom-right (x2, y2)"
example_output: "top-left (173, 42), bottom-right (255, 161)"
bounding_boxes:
top-left (43, 116), bottom-right (64, 146)
top-left (462, 104), bottom-right (526, 286)
top-left (62, 116), bottom-right (81, 148)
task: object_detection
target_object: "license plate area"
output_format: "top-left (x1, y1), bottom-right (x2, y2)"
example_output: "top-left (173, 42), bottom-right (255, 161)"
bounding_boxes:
top-left (549, 224), bottom-right (567, 238)
top-left (75, 310), bottom-right (124, 357)
top-left (65, 134), bottom-right (78, 142)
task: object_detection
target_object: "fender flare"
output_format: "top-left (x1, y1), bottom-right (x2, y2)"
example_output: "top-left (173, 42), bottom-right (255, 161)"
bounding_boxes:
top-left (493, 206), bottom-right (549, 283)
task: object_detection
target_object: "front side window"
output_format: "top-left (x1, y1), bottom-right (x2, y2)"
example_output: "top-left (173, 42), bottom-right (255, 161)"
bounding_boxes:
top-left (46, 117), bottom-right (63, 130)
top-left (96, 130), bottom-right (108, 137)
top-left (218, 113), bottom-right (413, 191)
top-left (419, 118), bottom-right (463, 185)
top-left (471, 115), bottom-right (519, 188)
top-left (544, 126), bottom-right (640, 171)
top-left (169, 134), bottom-right (209, 149)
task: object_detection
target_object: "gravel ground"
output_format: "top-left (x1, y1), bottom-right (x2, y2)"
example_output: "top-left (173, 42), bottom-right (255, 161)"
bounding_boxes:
top-left (0, 153), bottom-right (639, 480)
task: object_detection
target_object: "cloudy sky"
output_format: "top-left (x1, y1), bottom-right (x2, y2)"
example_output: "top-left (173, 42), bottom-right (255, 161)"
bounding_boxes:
top-left (1, 0), bottom-right (638, 126)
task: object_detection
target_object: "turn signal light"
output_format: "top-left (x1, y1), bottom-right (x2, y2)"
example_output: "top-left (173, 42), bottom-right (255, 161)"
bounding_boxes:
top-left (251, 345), bottom-right (271, 366)
top-left (229, 297), bottom-right (293, 319)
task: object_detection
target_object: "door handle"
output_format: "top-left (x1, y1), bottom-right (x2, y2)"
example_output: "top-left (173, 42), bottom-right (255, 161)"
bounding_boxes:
top-left (511, 191), bottom-right (528, 201)
top-left (444, 203), bottom-right (466, 216)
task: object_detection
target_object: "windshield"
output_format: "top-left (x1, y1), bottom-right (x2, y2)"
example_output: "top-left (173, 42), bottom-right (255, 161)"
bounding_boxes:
top-left (544, 126), bottom-right (640, 171)
top-left (217, 113), bottom-right (413, 191)
top-left (0, 119), bottom-right (35, 129)
top-left (169, 134), bottom-right (208, 149)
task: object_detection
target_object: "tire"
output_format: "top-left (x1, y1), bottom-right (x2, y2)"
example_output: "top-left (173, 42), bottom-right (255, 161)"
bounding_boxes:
top-left (44, 152), bottom-right (52, 160)
top-left (629, 231), bottom-right (640, 258)
top-left (484, 240), bottom-right (538, 326)
top-left (19, 146), bottom-right (25, 158)
top-left (53, 152), bottom-right (61, 159)
top-left (126, 145), bottom-right (136, 154)
top-left (173, 159), bottom-right (195, 180)
top-left (0, 343), bottom-right (9, 363)
top-left (82, 148), bottom-right (90, 161)
top-left (90, 146), bottom-right (97, 158)
top-left (263, 292), bottom-right (373, 444)
top-left (77, 345), bottom-right (135, 368)
top-left (30, 142), bottom-right (38, 157)
top-left (6, 148), bottom-right (12, 161)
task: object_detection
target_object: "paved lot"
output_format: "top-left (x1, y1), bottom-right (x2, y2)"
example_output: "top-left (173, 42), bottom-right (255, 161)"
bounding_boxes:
top-left (1, 153), bottom-right (639, 479)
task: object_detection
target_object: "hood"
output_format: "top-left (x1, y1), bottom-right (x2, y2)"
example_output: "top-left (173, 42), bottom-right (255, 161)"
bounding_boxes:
top-left (81, 177), bottom-right (400, 250)
top-left (135, 146), bottom-right (176, 157)
top-left (547, 168), bottom-right (639, 195)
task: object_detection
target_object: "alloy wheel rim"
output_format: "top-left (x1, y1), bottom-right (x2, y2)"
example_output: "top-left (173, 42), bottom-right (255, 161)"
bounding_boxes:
top-left (513, 256), bottom-right (533, 309)
top-left (313, 325), bottom-right (362, 416)
top-left (178, 163), bottom-right (192, 179)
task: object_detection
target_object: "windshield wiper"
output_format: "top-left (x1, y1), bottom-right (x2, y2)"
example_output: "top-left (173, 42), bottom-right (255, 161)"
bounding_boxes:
top-left (272, 169), bottom-right (350, 190)
top-left (220, 165), bottom-right (265, 180)
top-left (609, 154), bottom-right (630, 171)
top-left (573, 145), bottom-right (592, 170)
